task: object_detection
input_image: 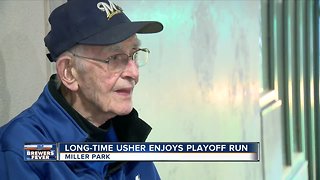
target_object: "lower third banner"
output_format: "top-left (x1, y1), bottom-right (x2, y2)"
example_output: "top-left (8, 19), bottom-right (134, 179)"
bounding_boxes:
top-left (24, 142), bottom-right (259, 162)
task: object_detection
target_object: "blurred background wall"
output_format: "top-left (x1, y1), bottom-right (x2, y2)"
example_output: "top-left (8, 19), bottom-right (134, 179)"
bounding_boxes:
top-left (0, 1), bottom-right (48, 125)
top-left (123, 1), bottom-right (263, 179)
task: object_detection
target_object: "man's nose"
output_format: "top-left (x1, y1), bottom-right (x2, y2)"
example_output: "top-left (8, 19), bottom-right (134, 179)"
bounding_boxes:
top-left (121, 59), bottom-right (139, 84)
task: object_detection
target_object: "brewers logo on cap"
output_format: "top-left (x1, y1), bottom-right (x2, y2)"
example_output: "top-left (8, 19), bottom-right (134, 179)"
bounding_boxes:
top-left (97, 0), bottom-right (123, 20)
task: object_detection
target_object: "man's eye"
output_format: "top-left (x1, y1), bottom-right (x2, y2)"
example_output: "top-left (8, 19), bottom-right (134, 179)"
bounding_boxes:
top-left (108, 55), bottom-right (118, 61)
top-left (107, 55), bottom-right (119, 62)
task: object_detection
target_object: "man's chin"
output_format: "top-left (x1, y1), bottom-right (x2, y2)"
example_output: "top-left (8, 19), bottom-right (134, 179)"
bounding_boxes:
top-left (115, 106), bottom-right (133, 116)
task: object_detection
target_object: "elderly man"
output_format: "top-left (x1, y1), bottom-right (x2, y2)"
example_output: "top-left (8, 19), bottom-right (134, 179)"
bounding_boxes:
top-left (0, 0), bottom-right (163, 179)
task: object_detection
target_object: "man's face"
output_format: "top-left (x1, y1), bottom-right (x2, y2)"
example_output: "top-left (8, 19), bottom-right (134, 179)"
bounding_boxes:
top-left (73, 35), bottom-right (140, 120)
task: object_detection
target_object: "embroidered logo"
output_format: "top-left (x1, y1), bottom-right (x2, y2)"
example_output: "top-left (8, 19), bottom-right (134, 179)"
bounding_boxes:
top-left (135, 174), bottom-right (141, 180)
top-left (97, 0), bottom-right (123, 20)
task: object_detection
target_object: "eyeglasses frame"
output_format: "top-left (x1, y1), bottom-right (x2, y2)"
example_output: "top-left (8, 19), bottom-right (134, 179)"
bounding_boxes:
top-left (68, 48), bottom-right (150, 68)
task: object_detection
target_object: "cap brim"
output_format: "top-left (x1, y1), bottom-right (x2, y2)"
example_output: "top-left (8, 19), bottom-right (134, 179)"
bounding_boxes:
top-left (79, 21), bottom-right (163, 45)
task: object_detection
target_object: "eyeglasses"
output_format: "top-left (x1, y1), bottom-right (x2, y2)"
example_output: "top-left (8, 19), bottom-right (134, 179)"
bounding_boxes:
top-left (69, 48), bottom-right (150, 73)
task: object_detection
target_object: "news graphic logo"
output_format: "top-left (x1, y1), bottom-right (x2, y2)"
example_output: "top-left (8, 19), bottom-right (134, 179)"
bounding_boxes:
top-left (24, 143), bottom-right (57, 161)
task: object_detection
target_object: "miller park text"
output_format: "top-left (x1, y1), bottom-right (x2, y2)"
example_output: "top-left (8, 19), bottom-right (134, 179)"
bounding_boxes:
top-left (63, 153), bottom-right (110, 160)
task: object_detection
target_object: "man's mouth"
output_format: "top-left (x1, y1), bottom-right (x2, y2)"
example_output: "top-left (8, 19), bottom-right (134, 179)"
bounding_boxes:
top-left (115, 88), bottom-right (133, 96)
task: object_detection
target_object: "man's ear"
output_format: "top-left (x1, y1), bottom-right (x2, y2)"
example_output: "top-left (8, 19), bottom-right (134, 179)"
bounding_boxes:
top-left (56, 55), bottom-right (79, 91)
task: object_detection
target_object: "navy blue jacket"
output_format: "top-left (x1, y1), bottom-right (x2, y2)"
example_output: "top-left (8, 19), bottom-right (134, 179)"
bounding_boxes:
top-left (0, 75), bottom-right (160, 179)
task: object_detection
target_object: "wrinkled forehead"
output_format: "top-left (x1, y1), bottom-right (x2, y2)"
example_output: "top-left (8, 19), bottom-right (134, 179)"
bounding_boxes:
top-left (76, 35), bottom-right (141, 55)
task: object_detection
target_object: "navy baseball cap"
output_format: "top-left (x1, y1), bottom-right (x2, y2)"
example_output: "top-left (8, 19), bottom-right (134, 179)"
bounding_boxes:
top-left (44, 0), bottom-right (163, 62)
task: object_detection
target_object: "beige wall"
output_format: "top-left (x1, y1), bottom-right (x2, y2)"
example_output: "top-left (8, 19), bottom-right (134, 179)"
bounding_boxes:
top-left (0, 1), bottom-right (50, 125)
top-left (0, 1), bottom-right (264, 179)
